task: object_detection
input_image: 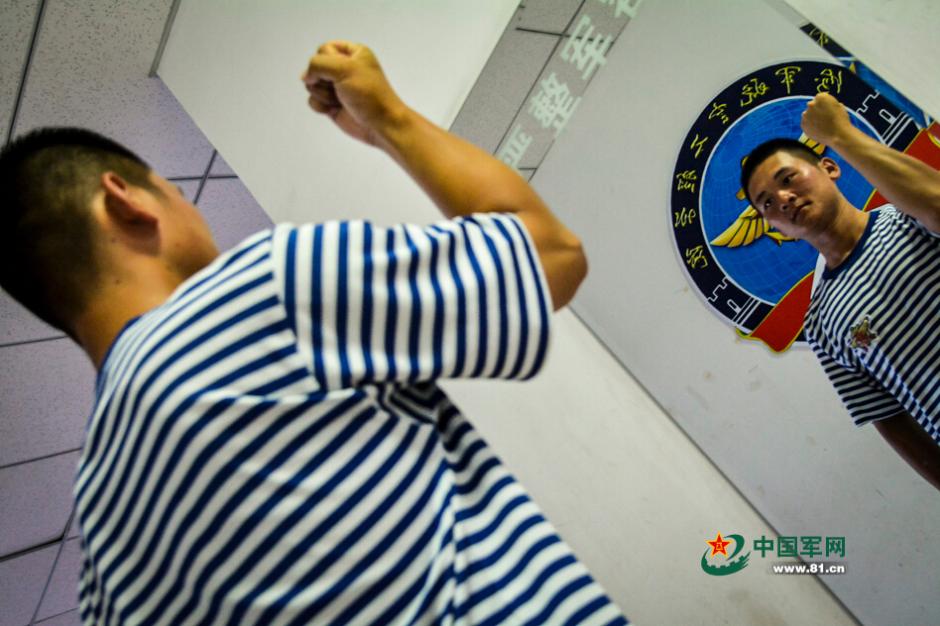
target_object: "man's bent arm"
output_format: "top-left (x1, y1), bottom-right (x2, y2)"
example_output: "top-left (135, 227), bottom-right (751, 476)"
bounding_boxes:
top-left (303, 42), bottom-right (586, 310)
top-left (377, 109), bottom-right (586, 309)
top-left (874, 412), bottom-right (940, 492)
top-left (802, 93), bottom-right (940, 232)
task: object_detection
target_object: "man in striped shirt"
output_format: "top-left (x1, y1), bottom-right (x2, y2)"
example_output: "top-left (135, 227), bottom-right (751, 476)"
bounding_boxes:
top-left (741, 93), bottom-right (940, 491)
top-left (0, 42), bottom-right (627, 624)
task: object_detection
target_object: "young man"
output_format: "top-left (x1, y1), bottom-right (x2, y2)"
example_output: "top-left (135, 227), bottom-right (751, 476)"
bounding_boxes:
top-left (741, 93), bottom-right (940, 491)
top-left (0, 42), bottom-right (627, 624)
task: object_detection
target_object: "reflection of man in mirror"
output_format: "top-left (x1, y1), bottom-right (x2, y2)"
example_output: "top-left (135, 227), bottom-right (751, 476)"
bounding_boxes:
top-left (741, 93), bottom-right (940, 491)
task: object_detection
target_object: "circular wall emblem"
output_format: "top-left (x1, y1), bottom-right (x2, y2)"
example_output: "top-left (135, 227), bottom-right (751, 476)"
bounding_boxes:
top-left (670, 60), bottom-right (918, 352)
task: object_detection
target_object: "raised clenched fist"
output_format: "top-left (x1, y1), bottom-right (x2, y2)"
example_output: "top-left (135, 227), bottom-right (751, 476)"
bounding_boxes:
top-left (301, 41), bottom-right (406, 147)
top-left (801, 92), bottom-right (853, 147)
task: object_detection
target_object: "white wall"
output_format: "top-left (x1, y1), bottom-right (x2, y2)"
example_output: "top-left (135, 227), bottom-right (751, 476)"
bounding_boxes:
top-left (159, 0), bottom-right (517, 228)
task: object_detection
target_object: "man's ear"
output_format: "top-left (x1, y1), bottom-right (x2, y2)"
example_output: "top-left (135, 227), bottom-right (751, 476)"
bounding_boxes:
top-left (100, 172), bottom-right (159, 229)
top-left (818, 156), bottom-right (841, 181)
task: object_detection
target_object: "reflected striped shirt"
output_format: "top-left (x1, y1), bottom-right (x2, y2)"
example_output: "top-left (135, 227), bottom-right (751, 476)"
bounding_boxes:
top-left (805, 206), bottom-right (940, 441)
top-left (74, 213), bottom-right (628, 625)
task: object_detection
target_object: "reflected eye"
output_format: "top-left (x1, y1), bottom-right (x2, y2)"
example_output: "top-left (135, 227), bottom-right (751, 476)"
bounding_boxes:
top-left (782, 173), bottom-right (793, 184)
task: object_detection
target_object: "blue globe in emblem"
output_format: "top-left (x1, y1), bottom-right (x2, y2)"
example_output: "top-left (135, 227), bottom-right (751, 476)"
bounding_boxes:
top-left (700, 97), bottom-right (879, 304)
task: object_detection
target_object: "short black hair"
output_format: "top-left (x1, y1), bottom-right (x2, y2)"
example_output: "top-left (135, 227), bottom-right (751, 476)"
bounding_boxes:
top-left (0, 127), bottom-right (156, 333)
top-left (740, 138), bottom-right (822, 207)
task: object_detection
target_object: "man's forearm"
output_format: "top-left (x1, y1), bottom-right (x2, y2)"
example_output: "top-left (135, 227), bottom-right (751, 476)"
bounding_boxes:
top-left (376, 105), bottom-right (551, 220)
top-left (875, 413), bottom-right (940, 492)
top-left (829, 126), bottom-right (940, 231)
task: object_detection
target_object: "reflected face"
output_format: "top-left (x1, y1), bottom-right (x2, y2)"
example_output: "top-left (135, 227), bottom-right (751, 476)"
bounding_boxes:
top-left (147, 172), bottom-right (220, 278)
top-left (746, 151), bottom-right (842, 241)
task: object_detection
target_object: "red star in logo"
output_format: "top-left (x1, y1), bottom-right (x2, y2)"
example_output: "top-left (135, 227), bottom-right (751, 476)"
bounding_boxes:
top-left (707, 532), bottom-right (731, 557)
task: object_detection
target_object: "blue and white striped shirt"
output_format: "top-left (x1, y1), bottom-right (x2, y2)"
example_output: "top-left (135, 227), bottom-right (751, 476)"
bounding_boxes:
top-left (805, 206), bottom-right (940, 442)
top-left (75, 213), bottom-right (627, 625)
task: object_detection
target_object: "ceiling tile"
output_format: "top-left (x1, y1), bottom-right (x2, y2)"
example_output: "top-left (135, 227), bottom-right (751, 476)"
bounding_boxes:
top-left (450, 28), bottom-right (559, 153)
top-left (67, 508), bottom-right (78, 541)
top-left (12, 0), bottom-right (214, 178)
top-left (197, 178), bottom-right (273, 252)
top-left (209, 152), bottom-right (237, 177)
top-left (35, 609), bottom-right (82, 626)
top-left (0, 289), bottom-right (62, 346)
top-left (0, 339), bottom-right (94, 467)
top-left (0, 545), bottom-right (57, 626)
top-left (517, 0), bottom-right (582, 33)
top-left (176, 178), bottom-right (201, 203)
top-left (0, 0), bottom-right (39, 146)
top-left (35, 538), bottom-right (82, 622)
top-left (0, 452), bottom-right (80, 557)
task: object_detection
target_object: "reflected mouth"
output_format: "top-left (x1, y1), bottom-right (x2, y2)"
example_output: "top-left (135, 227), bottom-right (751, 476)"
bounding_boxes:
top-left (792, 202), bottom-right (810, 222)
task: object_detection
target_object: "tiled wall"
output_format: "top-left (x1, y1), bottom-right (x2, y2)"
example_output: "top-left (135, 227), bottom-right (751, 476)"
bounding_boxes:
top-left (0, 1), bottom-right (636, 624)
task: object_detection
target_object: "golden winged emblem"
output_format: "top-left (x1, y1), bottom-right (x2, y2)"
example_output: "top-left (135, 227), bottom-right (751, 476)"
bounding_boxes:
top-left (711, 134), bottom-right (825, 248)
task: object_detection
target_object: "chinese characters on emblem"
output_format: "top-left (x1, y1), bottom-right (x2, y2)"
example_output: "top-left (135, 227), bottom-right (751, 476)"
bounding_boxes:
top-left (740, 77), bottom-right (769, 107)
top-left (775, 66), bottom-right (801, 95)
top-left (708, 102), bottom-right (730, 125)
top-left (674, 207), bottom-right (697, 228)
top-left (685, 245), bottom-right (708, 269)
top-left (807, 27), bottom-right (829, 47)
top-left (815, 68), bottom-right (843, 94)
top-left (689, 133), bottom-right (709, 159)
top-left (675, 170), bottom-right (697, 193)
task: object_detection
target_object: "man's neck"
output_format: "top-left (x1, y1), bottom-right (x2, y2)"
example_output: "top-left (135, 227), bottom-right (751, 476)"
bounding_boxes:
top-left (73, 268), bottom-right (186, 369)
top-left (808, 200), bottom-right (871, 270)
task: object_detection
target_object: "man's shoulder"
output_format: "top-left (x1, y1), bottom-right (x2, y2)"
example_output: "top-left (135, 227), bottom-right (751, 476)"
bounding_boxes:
top-left (874, 203), bottom-right (940, 238)
top-left (139, 229), bottom-right (279, 335)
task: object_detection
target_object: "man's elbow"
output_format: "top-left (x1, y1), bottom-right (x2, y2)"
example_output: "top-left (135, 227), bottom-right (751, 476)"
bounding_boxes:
top-left (549, 238), bottom-right (588, 311)
top-left (570, 239), bottom-right (589, 291)
top-left (924, 196), bottom-right (940, 233)
top-left (916, 182), bottom-right (940, 232)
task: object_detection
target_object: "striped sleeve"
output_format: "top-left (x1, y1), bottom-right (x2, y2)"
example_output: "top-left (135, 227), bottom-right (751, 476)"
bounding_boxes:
top-left (811, 344), bottom-right (905, 426)
top-left (272, 213), bottom-right (551, 389)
